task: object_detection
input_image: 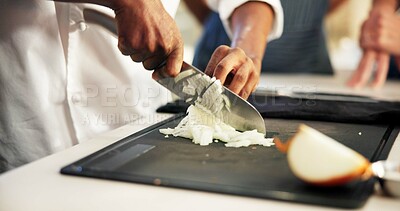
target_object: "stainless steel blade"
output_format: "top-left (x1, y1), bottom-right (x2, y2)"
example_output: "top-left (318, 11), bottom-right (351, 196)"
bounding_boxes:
top-left (157, 62), bottom-right (266, 134)
top-left (83, 8), bottom-right (266, 134)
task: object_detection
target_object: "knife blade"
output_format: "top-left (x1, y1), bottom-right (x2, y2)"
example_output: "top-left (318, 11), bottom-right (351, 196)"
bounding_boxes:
top-left (158, 62), bottom-right (266, 134)
top-left (83, 8), bottom-right (266, 134)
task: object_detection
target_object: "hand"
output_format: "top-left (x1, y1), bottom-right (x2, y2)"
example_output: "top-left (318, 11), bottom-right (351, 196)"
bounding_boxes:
top-left (360, 11), bottom-right (400, 56)
top-left (348, 6), bottom-right (400, 88)
top-left (205, 45), bottom-right (260, 99)
top-left (202, 1), bottom-right (274, 99)
top-left (113, 0), bottom-right (183, 79)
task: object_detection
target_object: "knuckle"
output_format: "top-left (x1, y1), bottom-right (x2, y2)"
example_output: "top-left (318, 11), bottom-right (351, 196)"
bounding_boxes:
top-left (214, 45), bottom-right (230, 57)
top-left (216, 45), bottom-right (230, 52)
top-left (377, 17), bottom-right (385, 28)
top-left (118, 36), bottom-right (144, 55)
top-left (376, 13), bottom-right (384, 20)
top-left (245, 57), bottom-right (253, 66)
top-left (130, 54), bottom-right (143, 62)
top-left (143, 58), bottom-right (159, 70)
top-left (231, 47), bottom-right (247, 62)
top-left (240, 89), bottom-right (250, 99)
top-left (118, 43), bottom-right (131, 55)
top-left (252, 70), bottom-right (260, 79)
top-left (215, 63), bottom-right (227, 74)
top-left (376, 37), bottom-right (385, 48)
top-left (142, 62), bottom-right (154, 70)
top-left (235, 72), bottom-right (247, 83)
top-left (244, 86), bottom-right (253, 94)
top-left (231, 47), bottom-right (245, 56)
top-left (204, 68), bottom-right (214, 76)
top-left (246, 58), bottom-right (258, 73)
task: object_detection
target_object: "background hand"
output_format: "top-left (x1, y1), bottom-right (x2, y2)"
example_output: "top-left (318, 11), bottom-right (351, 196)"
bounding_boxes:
top-left (203, 1), bottom-right (274, 100)
top-left (360, 10), bottom-right (400, 55)
top-left (348, 3), bottom-right (400, 88)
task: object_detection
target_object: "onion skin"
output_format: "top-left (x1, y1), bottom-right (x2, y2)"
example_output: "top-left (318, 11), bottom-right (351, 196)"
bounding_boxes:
top-left (296, 162), bottom-right (373, 187)
top-left (273, 137), bottom-right (291, 153)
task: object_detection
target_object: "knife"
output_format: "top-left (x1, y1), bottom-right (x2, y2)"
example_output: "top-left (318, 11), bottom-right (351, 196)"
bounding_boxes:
top-left (83, 8), bottom-right (266, 134)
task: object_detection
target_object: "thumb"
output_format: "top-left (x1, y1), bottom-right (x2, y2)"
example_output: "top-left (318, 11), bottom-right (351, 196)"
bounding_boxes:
top-left (152, 46), bottom-right (183, 80)
top-left (166, 45), bottom-right (184, 77)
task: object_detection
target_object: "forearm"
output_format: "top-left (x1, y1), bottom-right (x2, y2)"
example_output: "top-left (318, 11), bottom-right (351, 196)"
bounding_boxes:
top-left (230, 2), bottom-right (273, 70)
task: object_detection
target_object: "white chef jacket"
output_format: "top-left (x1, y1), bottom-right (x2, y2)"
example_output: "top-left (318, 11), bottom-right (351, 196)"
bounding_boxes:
top-left (0, 0), bottom-right (282, 172)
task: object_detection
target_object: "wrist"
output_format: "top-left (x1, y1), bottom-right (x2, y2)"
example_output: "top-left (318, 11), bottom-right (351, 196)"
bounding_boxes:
top-left (230, 2), bottom-right (271, 74)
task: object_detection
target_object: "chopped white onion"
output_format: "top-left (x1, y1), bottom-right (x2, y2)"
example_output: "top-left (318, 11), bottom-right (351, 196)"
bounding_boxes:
top-left (160, 106), bottom-right (273, 148)
top-left (159, 77), bottom-right (273, 148)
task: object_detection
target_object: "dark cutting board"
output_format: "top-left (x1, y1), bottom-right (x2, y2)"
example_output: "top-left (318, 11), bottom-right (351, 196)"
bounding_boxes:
top-left (61, 114), bottom-right (398, 209)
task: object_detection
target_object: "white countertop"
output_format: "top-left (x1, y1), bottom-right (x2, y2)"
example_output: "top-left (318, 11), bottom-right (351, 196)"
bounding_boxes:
top-left (258, 71), bottom-right (400, 102)
top-left (1, 72), bottom-right (399, 211)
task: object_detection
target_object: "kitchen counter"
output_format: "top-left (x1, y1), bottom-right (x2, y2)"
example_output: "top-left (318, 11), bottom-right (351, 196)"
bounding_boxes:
top-left (1, 72), bottom-right (399, 211)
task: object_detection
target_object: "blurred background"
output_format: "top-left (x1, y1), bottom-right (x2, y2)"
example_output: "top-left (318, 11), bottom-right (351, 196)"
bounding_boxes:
top-left (175, 0), bottom-right (372, 72)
